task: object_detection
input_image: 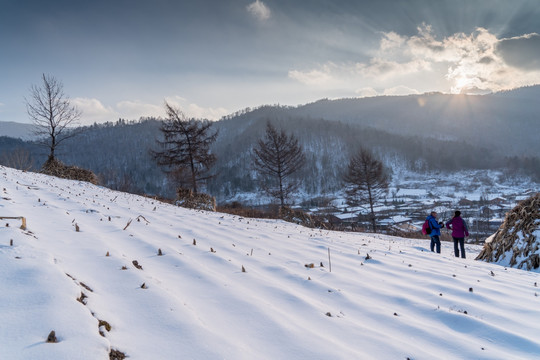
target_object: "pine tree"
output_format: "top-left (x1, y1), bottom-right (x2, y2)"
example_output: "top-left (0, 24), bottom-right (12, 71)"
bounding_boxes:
top-left (253, 122), bottom-right (305, 208)
top-left (343, 148), bottom-right (389, 232)
top-left (152, 103), bottom-right (218, 194)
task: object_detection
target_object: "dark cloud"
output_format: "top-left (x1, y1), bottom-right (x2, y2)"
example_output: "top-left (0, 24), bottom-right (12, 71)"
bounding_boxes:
top-left (497, 34), bottom-right (540, 70)
top-left (497, 1), bottom-right (540, 37)
top-left (479, 56), bottom-right (494, 64)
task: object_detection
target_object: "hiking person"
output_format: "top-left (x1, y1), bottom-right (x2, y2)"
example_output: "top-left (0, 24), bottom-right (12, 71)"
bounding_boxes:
top-left (426, 211), bottom-right (443, 253)
top-left (445, 210), bottom-right (469, 258)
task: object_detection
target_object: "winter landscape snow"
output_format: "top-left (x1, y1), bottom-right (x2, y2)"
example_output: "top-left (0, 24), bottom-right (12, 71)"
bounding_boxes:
top-left (1, 165), bottom-right (539, 360)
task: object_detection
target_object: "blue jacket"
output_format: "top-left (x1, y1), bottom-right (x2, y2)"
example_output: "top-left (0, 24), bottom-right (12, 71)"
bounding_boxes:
top-left (426, 215), bottom-right (442, 236)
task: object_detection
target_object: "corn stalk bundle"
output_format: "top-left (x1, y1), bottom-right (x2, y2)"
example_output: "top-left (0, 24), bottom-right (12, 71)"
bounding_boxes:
top-left (41, 158), bottom-right (98, 185)
top-left (176, 188), bottom-right (216, 211)
top-left (476, 193), bottom-right (540, 270)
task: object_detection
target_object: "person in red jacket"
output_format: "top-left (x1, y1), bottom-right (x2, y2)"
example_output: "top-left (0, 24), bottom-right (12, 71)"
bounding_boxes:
top-left (445, 210), bottom-right (469, 258)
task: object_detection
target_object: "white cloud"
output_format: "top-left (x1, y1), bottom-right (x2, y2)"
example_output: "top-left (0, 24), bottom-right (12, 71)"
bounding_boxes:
top-left (382, 85), bottom-right (420, 96)
top-left (356, 58), bottom-right (432, 78)
top-left (186, 103), bottom-right (229, 120)
top-left (354, 86), bottom-right (420, 98)
top-left (72, 98), bottom-right (118, 125)
top-left (375, 25), bottom-right (540, 94)
top-left (379, 31), bottom-right (406, 52)
top-left (288, 24), bottom-right (540, 96)
top-left (497, 33), bottom-right (540, 70)
top-left (288, 67), bottom-right (333, 85)
top-left (355, 87), bottom-right (378, 97)
top-left (116, 100), bottom-right (163, 119)
top-left (42, 96), bottom-right (229, 126)
top-left (246, 0), bottom-right (271, 21)
top-left (165, 96), bottom-right (229, 120)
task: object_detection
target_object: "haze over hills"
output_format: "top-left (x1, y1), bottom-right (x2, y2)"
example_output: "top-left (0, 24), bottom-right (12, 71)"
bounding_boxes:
top-left (0, 121), bottom-right (35, 140)
top-left (0, 86), bottom-right (539, 201)
top-left (224, 85), bottom-right (540, 157)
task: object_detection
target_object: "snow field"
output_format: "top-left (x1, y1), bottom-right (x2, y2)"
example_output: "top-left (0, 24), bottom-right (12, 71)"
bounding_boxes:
top-left (1, 166), bottom-right (539, 360)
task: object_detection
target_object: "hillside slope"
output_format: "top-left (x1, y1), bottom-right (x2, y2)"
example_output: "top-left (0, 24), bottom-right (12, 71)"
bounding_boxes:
top-left (1, 166), bottom-right (539, 360)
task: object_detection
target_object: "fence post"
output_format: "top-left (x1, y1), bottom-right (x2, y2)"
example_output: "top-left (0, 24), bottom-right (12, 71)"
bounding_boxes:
top-left (328, 247), bottom-right (332, 273)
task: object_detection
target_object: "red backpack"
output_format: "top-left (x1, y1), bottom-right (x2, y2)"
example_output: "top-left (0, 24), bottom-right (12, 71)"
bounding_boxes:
top-left (421, 219), bottom-right (432, 235)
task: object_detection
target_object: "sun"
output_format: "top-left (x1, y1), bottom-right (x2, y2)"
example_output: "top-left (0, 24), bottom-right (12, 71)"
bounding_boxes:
top-left (449, 68), bottom-right (483, 94)
top-left (451, 76), bottom-right (471, 94)
top-left (447, 59), bottom-right (494, 95)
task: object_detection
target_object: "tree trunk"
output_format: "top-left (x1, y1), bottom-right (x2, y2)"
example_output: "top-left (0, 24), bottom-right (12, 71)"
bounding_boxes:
top-left (189, 157), bottom-right (198, 194)
top-left (278, 174), bottom-right (284, 208)
top-left (49, 134), bottom-right (56, 161)
top-left (368, 187), bottom-right (376, 232)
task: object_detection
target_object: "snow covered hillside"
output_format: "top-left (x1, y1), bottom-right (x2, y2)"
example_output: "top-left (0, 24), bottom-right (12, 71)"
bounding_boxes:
top-left (1, 166), bottom-right (539, 360)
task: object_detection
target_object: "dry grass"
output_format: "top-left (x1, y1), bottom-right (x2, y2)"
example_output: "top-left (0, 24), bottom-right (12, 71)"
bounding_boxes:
top-left (217, 202), bottom-right (279, 219)
top-left (476, 192), bottom-right (539, 270)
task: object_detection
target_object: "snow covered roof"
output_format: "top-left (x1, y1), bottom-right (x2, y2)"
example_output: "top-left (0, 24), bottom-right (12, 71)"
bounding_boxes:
top-left (334, 212), bottom-right (358, 220)
top-left (391, 215), bottom-right (412, 223)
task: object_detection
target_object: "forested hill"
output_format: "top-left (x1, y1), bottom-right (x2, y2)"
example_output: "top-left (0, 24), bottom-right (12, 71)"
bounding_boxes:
top-left (224, 85), bottom-right (540, 157)
top-left (1, 117), bottom-right (536, 202)
top-left (207, 116), bottom-right (505, 199)
top-left (0, 87), bottom-right (539, 201)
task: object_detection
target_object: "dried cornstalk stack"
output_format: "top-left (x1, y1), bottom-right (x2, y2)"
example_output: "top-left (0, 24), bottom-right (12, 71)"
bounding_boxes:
top-left (41, 158), bottom-right (98, 185)
top-left (476, 193), bottom-right (540, 270)
top-left (279, 206), bottom-right (315, 228)
top-left (176, 188), bottom-right (216, 211)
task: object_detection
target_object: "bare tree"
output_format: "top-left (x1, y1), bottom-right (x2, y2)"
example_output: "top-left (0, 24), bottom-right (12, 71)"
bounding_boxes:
top-left (152, 102), bottom-right (218, 194)
top-left (25, 74), bottom-right (82, 162)
top-left (343, 148), bottom-right (389, 232)
top-left (253, 122), bottom-right (306, 208)
top-left (1, 147), bottom-right (34, 171)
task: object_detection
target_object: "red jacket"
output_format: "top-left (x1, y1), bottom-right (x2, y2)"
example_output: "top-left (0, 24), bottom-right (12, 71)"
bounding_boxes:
top-left (445, 216), bottom-right (469, 238)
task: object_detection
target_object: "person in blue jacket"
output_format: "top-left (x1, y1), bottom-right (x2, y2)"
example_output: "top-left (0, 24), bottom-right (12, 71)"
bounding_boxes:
top-left (426, 211), bottom-right (444, 253)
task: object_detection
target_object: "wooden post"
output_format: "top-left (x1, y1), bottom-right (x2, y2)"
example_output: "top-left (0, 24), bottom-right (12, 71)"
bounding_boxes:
top-left (328, 247), bottom-right (332, 273)
top-left (0, 216), bottom-right (26, 230)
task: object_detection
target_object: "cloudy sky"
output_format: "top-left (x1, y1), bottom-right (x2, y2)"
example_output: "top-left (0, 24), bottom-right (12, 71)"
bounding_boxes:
top-left (1, 0), bottom-right (540, 124)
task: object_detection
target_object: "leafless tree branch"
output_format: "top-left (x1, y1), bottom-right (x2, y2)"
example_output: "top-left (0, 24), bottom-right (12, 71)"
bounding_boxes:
top-left (25, 74), bottom-right (82, 162)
